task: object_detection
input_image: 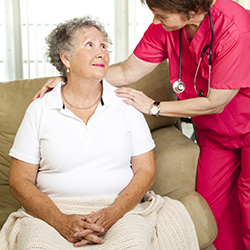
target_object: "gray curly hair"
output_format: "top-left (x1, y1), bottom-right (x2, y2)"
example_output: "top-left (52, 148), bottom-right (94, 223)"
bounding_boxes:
top-left (45, 16), bottom-right (112, 78)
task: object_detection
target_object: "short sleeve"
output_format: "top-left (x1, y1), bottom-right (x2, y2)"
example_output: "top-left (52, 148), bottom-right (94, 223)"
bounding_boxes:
top-left (211, 27), bottom-right (250, 89)
top-left (127, 106), bottom-right (155, 156)
top-left (9, 106), bottom-right (40, 164)
top-left (134, 23), bottom-right (168, 63)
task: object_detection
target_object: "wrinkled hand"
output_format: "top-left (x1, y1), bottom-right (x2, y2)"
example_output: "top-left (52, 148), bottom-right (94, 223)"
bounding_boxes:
top-left (55, 212), bottom-right (104, 247)
top-left (88, 206), bottom-right (123, 235)
top-left (33, 76), bottom-right (65, 100)
top-left (74, 206), bottom-right (122, 243)
top-left (115, 87), bottom-right (154, 115)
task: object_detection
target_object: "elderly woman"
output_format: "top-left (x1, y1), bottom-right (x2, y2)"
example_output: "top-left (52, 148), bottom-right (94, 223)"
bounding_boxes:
top-left (0, 17), bottom-right (199, 249)
top-left (35, 1), bottom-right (250, 249)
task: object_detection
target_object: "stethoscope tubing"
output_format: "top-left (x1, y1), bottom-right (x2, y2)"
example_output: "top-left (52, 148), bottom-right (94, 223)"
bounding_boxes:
top-left (175, 9), bottom-right (214, 97)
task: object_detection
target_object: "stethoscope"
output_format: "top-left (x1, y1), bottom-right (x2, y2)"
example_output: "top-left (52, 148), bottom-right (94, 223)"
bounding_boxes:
top-left (173, 9), bottom-right (214, 97)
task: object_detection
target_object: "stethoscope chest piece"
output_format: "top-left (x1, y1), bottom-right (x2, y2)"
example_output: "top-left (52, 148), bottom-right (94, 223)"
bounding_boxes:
top-left (173, 9), bottom-right (214, 97)
top-left (173, 80), bottom-right (185, 94)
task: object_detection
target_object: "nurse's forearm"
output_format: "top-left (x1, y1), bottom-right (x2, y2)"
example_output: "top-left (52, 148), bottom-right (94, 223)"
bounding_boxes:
top-left (115, 86), bottom-right (239, 118)
top-left (159, 97), bottom-right (223, 117)
top-left (159, 88), bottom-right (239, 117)
top-left (105, 65), bottom-right (128, 86)
top-left (106, 53), bottom-right (159, 87)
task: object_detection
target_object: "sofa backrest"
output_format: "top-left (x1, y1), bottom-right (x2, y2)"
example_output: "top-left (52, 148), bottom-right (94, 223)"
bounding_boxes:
top-left (115, 60), bottom-right (177, 131)
top-left (0, 77), bottom-right (51, 228)
top-left (0, 60), bottom-right (176, 228)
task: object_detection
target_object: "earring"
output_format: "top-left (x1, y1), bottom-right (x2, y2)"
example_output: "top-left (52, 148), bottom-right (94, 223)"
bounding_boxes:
top-left (66, 68), bottom-right (69, 73)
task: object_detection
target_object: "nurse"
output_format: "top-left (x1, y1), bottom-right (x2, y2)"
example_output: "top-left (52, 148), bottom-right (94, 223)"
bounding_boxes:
top-left (35, 0), bottom-right (250, 249)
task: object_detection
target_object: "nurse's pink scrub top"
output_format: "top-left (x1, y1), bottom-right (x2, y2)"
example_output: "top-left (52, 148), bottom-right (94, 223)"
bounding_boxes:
top-left (134, 0), bottom-right (250, 149)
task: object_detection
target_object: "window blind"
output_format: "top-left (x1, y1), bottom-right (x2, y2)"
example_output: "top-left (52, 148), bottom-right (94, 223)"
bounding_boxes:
top-left (1, 0), bottom-right (152, 81)
top-left (1, 0), bottom-right (248, 82)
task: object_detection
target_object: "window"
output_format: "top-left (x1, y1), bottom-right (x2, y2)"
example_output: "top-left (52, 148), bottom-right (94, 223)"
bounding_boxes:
top-left (1, 0), bottom-right (152, 82)
top-left (128, 1), bottom-right (153, 54)
top-left (1, 0), bottom-right (248, 82)
top-left (20, 0), bottom-right (117, 80)
top-left (235, 0), bottom-right (250, 8)
top-left (0, 1), bottom-right (5, 81)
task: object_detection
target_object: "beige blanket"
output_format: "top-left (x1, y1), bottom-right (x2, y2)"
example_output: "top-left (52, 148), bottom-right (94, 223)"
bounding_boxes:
top-left (0, 192), bottom-right (199, 250)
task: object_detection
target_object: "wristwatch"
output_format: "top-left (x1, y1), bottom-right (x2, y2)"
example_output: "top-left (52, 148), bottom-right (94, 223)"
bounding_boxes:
top-left (149, 101), bottom-right (161, 117)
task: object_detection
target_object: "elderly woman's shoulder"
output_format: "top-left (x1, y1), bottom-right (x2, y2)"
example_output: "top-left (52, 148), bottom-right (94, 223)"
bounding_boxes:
top-left (102, 80), bottom-right (145, 120)
top-left (102, 79), bottom-right (133, 107)
top-left (28, 92), bottom-right (50, 113)
top-left (30, 82), bottom-right (63, 112)
top-left (102, 79), bottom-right (120, 100)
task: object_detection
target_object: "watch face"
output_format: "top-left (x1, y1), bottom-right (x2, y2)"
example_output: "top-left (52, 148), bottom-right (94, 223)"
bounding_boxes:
top-left (151, 105), bottom-right (159, 114)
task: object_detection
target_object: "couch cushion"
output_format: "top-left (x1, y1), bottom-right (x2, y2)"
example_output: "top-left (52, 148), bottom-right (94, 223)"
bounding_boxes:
top-left (151, 125), bottom-right (200, 195)
top-left (112, 60), bottom-right (177, 131)
top-left (167, 187), bottom-right (218, 249)
top-left (0, 77), bottom-right (50, 228)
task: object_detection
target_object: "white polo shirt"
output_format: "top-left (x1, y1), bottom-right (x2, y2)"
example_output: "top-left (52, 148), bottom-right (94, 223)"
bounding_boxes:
top-left (10, 80), bottom-right (155, 198)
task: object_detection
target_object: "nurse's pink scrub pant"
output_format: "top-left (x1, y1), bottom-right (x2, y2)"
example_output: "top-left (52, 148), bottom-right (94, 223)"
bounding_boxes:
top-left (197, 145), bottom-right (250, 250)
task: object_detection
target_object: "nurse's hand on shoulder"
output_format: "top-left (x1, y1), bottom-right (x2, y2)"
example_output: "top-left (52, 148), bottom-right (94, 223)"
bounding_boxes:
top-left (33, 76), bottom-right (65, 100)
top-left (115, 87), bottom-right (154, 115)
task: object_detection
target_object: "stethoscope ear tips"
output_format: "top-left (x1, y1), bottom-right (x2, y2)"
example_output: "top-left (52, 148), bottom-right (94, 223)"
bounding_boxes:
top-left (173, 80), bottom-right (185, 94)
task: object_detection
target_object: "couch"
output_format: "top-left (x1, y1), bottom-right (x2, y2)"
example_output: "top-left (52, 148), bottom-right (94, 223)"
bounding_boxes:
top-left (0, 60), bottom-right (217, 249)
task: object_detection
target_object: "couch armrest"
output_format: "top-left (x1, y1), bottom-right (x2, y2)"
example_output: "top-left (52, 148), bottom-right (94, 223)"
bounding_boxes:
top-left (167, 187), bottom-right (218, 249)
top-left (0, 186), bottom-right (21, 229)
top-left (151, 125), bottom-right (200, 195)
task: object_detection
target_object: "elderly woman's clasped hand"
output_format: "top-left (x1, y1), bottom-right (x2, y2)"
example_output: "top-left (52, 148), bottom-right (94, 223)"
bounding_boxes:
top-left (73, 206), bottom-right (122, 247)
top-left (55, 212), bottom-right (105, 247)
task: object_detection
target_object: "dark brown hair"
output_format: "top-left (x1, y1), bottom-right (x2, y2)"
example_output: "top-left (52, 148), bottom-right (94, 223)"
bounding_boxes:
top-left (141, 0), bottom-right (213, 18)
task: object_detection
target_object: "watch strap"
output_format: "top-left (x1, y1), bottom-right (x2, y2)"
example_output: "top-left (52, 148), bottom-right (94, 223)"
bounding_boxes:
top-left (153, 101), bottom-right (160, 106)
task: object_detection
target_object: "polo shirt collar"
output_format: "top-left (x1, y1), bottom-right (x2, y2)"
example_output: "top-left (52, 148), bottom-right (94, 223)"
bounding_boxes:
top-left (101, 79), bottom-right (121, 107)
top-left (46, 79), bottom-right (121, 110)
top-left (46, 81), bottom-right (65, 110)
